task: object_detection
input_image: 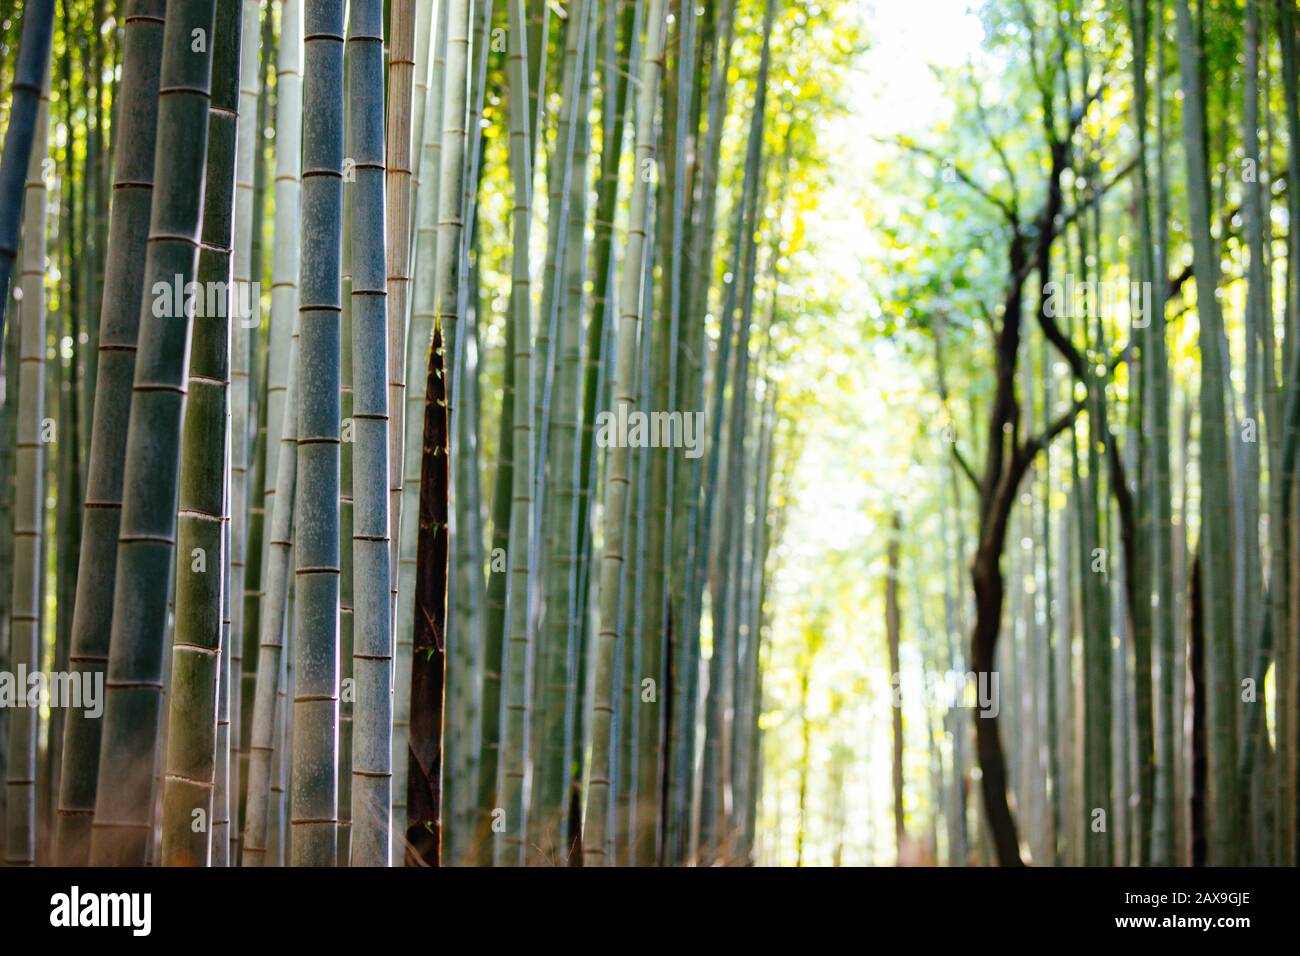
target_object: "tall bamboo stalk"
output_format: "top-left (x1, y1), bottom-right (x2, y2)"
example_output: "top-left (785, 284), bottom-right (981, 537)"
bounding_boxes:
top-left (584, 0), bottom-right (668, 864)
top-left (54, 0), bottom-right (166, 866)
top-left (241, 0), bottom-right (301, 866)
top-left (1174, 0), bottom-right (1238, 865)
top-left (89, 0), bottom-right (218, 866)
top-left (496, 0), bottom-right (538, 867)
top-left (347, 0), bottom-right (393, 866)
top-left (384, 0), bottom-right (415, 633)
top-left (228, 0), bottom-right (264, 844)
top-left (2, 82), bottom-right (47, 868)
top-left (395, 0), bottom-right (449, 858)
top-left (290, 0), bottom-right (346, 867)
top-left (159, 0), bottom-right (243, 866)
top-left (533, 0), bottom-right (593, 867)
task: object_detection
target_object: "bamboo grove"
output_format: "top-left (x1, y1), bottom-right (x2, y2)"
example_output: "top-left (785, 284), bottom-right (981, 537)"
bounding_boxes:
top-left (3, 0), bottom-right (1300, 871)
top-left (0, 0), bottom-right (855, 867)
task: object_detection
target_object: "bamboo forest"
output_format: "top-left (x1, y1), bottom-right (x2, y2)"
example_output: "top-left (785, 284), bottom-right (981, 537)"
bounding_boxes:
top-left (0, 0), bottom-right (1296, 878)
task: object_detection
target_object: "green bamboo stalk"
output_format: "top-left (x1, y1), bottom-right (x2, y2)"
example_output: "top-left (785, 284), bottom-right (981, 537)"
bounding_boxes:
top-left (672, 0), bottom-right (731, 863)
top-left (289, 0), bottom-right (345, 867)
top-left (474, 279), bottom-right (514, 865)
top-left (214, 501), bottom-right (232, 864)
top-left (384, 0), bottom-right (415, 636)
top-left (1174, 0), bottom-right (1238, 865)
top-left (159, 0), bottom-right (242, 866)
top-left (45, 16), bottom-right (80, 854)
top-left (227, 0), bottom-right (263, 842)
top-left (241, 0), bottom-right (300, 859)
top-left (237, 7), bottom-right (275, 858)
top-left (0, 243), bottom-right (15, 857)
top-left (554, 35), bottom-right (594, 866)
top-left (0, 0), bottom-right (54, 347)
top-left (1146, 0), bottom-right (1177, 867)
top-left (451, 0), bottom-right (494, 865)
top-left (532, 0), bottom-right (592, 572)
top-left (1235, 0), bottom-right (1271, 861)
top-left (738, 385), bottom-right (776, 861)
top-left (533, 0), bottom-right (593, 867)
top-left (346, 0), bottom-right (393, 866)
top-left (88, 0), bottom-right (218, 866)
top-left (583, 0), bottom-right (668, 865)
top-left (700, 0), bottom-right (775, 862)
top-left (496, 0), bottom-right (538, 867)
top-left (2, 84), bottom-right (47, 868)
top-left (409, 0), bottom-right (435, 212)
top-left (662, 0), bottom-right (699, 867)
top-left (53, 0), bottom-right (166, 866)
top-left (241, 303), bottom-right (301, 866)
top-left (1272, 0), bottom-right (1299, 867)
top-left (258, 3), bottom-right (305, 650)
top-left (272, 596), bottom-right (293, 863)
top-left (337, 26), bottom-right (355, 865)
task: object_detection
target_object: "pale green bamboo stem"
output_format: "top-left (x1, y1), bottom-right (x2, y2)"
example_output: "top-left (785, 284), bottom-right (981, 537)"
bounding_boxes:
top-left (583, 0), bottom-right (668, 865)
top-left (535, 0), bottom-right (593, 864)
top-left (241, 0), bottom-right (302, 866)
top-left (497, 0), bottom-right (537, 867)
top-left (228, 0), bottom-right (264, 837)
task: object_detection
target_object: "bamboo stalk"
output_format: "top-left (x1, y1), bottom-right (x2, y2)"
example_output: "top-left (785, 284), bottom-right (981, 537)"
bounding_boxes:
top-left (347, 0), bottom-right (393, 866)
top-left (54, 0), bottom-right (166, 866)
top-left (289, 0), bottom-right (346, 867)
top-left (2, 79), bottom-right (48, 867)
top-left (89, 0), bottom-right (219, 866)
top-left (159, 0), bottom-right (243, 866)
